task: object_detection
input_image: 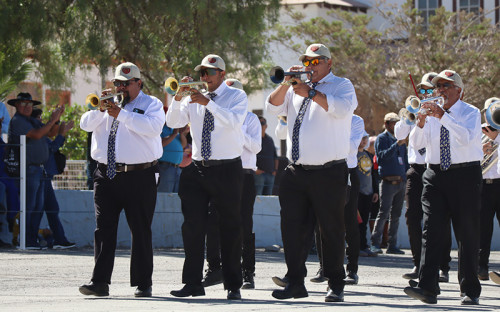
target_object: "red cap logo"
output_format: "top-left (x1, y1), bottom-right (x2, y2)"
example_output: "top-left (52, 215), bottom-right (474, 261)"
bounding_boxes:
top-left (445, 71), bottom-right (453, 77)
top-left (208, 57), bottom-right (216, 64)
top-left (311, 46), bottom-right (319, 52)
top-left (122, 68), bottom-right (131, 74)
top-left (227, 81), bottom-right (234, 86)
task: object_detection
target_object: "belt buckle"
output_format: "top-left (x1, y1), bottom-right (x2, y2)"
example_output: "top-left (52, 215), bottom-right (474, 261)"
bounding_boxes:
top-left (124, 164), bottom-right (128, 172)
top-left (201, 160), bottom-right (208, 167)
top-left (486, 179), bottom-right (493, 185)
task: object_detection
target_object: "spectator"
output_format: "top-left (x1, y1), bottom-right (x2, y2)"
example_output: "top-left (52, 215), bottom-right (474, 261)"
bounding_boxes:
top-left (7, 92), bottom-right (63, 249)
top-left (255, 116), bottom-right (278, 195)
top-left (157, 123), bottom-right (187, 193)
top-left (0, 101), bottom-right (11, 134)
top-left (31, 108), bottom-right (76, 249)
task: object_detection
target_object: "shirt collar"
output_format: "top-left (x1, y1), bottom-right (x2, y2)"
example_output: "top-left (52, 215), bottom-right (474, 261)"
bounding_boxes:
top-left (447, 99), bottom-right (463, 115)
top-left (385, 129), bottom-right (396, 139)
top-left (210, 81), bottom-right (228, 96)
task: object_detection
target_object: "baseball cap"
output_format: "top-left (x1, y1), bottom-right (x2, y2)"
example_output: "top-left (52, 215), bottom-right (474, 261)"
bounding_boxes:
top-left (482, 97), bottom-right (500, 113)
top-left (431, 70), bottom-right (464, 90)
top-left (7, 92), bottom-right (41, 106)
top-left (194, 54), bottom-right (226, 71)
top-left (416, 72), bottom-right (438, 89)
top-left (114, 62), bottom-right (141, 81)
top-left (299, 43), bottom-right (331, 61)
top-left (384, 112), bottom-right (400, 122)
top-left (225, 79), bottom-right (243, 90)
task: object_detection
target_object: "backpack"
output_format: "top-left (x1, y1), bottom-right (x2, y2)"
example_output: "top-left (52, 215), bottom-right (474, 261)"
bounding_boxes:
top-left (54, 150), bottom-right (66, 174)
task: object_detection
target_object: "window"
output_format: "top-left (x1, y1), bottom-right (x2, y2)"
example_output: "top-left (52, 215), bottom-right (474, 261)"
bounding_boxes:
top-left (459, 0), bottom-right (481, 15)
top-left (417, 0), bottom-right (440, 25)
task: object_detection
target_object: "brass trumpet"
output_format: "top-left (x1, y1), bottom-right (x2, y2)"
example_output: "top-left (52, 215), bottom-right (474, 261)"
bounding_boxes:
top-left (398, 108), bottom-right (416, 125)
top-left (85, 92), bottom-right (123, 110)
top-left (164, 77), bottom-right (208, 97)
top-left (406, 96), bottom-right (444, 115)
top-left (269, 66), bottom-right (312, 86)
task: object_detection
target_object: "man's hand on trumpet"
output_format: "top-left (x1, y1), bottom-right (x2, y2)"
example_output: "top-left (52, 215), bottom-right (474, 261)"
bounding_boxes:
top-left (174, 76), bottom-right (194, 102)
top-left (421, 101), bottom-right (445, 119)
top-left (189, 89), bottom-right (209, 106)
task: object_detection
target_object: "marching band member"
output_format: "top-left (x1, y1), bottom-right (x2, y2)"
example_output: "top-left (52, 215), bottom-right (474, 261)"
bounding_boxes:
top-left (266, 43), bottom-right (357, 302)
top-left (396, 73), bottom-right (451, 283)
top-left (167, 55), bottom-right (248, 300)
top-left (405, 70), bottom-right (482, 305)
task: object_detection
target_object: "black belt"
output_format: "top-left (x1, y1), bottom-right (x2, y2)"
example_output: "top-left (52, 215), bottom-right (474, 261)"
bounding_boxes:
top-left (410, 163), bottom-right (426, 170)
top-left (99, 160), bottom-right (158, 173)
top-left (483, 178), bottom-right (500, 185)
top-left (160, 161), bottom-right (179, 168)
top-left (243, 169), bottom-right (255, 175)
top-left (428, 161), bottom-right (480, 171)
top-left (293, 159), bottom-right (346, 170)
top-left (193, 157), bottom-right (240, 168)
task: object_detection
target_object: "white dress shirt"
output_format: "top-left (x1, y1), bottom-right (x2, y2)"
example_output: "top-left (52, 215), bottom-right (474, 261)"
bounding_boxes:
top-left (80, 91), bottom-right (164, 164)
top-left (347, 115), bottom-right (365, 169)
top-left (394, 121), bottom-right (426, 165)
top-left (241, 112), bottom-right (262, 170)
top-left (409, 100), bottom-right (482, 165)
top-left (265, 72), bottom-right (358, 165)
top-left (166, 81), bottom-right (248, 161)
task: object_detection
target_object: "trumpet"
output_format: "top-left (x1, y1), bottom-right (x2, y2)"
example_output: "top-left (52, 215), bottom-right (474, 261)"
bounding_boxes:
top-left (484, 99), bottom-right (500, 130)
top-left (269, 66), bottom-right (312, 86)
top-left (85, 92), bottom-right (123, 110)
top-left (164, 77), bottom-right (208, 97)
top-left (405, 96), bottom-right (444, 115)
top-left (398, 108), bottom-right (416, 125)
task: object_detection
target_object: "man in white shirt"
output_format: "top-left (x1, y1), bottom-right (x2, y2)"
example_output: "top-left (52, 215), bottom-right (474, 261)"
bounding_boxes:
top-left (79, 62), bottom-right (165, 298)
top-left (266, 43), bottom-right (357, 302)
top-left (405, 70), bottom-right (482, 305)
top-left (167, 55), bottom-right (248, 300)
top-left (396, 73), bottom-right (451, 283)
top-left (478, 97), bottom-right (500, 281)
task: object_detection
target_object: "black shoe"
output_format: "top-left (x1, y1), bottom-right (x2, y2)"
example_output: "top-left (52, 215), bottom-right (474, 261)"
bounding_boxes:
top-left (310, 268), bottom-right (327, 283)
top-left (344, 272), bottom-right (358, 285)
top-left (408, 279), bottom-right (418, 288)
top-left (242, 271), bottom-right (255, 289)
top-left (404, 286), bottom-right (437, 304)
top-left (478, 267), bottom-right (489, 280)
top-left (79, 281), bottom-right (109, 296)
top-left (461, 295), bottom-right (479, 305)
top-left (202, 268), bottom-right (223, 287)
top-left (272, 283), bottom-right (308, 300)
top-left (53, 241), bottom-right (76, 249)
top-left (438, 270), bottom-right (449, 283)
top-left (490, 271), bottom-right (500, 284)
top-left (386, 247), bottom-right (405, 254)
top-left (402, 266), bottom-right (419, 280)
top-left (272, 276), bottom-right (289, 288)
top-left (227, 289), bottom-right (241, 300)
top-left (170, 284), bottom-right (205, 297)
top-left (325, 289), bottom-right (344, 302)
top-left (134, 286), bottom-right (152, 297)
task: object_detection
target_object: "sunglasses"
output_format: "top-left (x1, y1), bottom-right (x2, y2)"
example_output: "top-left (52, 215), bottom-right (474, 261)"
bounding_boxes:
top-left (113, 79), bottom-right (139, 87)
top-left (200, 68), bottom-right (221, 77)
top-left (419, 88), bottom-right (434, 95)
top-left (302, 57), bottom-right (325, 67)
top-left (19, 101), bottom-right (33, 107)
top-left (436, 82), bottom-right (455, 90)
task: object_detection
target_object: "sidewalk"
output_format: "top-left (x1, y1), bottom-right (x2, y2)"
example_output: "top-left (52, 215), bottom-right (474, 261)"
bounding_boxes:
top-left (0, 248), bottom-right (499, 311)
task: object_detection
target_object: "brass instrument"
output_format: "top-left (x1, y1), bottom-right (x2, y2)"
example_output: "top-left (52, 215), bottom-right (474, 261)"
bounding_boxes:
top-left (398, 108), bottom-right (416, 125)
top-left (481, 134), bottom-right (499, 175)
top-left (269, 66), bottom-right (312, 86)
top-left (85, 92), bottom-right (123, 110)
top-left (406, 96), bottom-right (444, 115)
top-left (484, 99), bottom-right (500, 130)
top-left (164, 77), bottom-right (208, 97)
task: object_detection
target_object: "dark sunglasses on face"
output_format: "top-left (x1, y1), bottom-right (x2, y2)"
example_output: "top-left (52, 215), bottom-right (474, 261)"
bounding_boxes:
top-left (419, 88), bottom-right (434, 95)
top-left (436, 82), bottom-right (455, 90)
top-left (302, 57), bottom-right (325, 67)
top-left (113, 79), bottom-right (139, 87)
top-left (200, 68), bottom-right (221, 77)
top-left (19, 101), bottom-right (34, 107)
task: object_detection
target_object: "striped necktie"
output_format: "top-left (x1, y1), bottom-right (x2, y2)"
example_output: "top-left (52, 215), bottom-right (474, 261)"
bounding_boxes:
top-left (291, 82), bottom-right (318, 163)
top-left (201, 92), bottom-right (216, 161)
top-left (106, 118), bottom-right (120, 179)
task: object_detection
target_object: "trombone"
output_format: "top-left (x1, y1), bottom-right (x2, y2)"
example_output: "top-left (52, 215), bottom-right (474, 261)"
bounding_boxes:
top-left (85, 92), bottom-right (124, 110)
top-left (269, 66), bottom-right (312, 86)
top-left (164, 77), bottom-right (208, 97)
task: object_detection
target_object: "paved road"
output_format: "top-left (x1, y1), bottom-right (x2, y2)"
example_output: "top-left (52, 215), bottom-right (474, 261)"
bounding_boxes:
top-left (1, 248), bottom-right (499, 311)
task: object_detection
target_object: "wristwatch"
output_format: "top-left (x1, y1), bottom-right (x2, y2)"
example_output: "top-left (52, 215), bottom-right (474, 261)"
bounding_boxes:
top-left (308, 89), bottom-right (317, 99)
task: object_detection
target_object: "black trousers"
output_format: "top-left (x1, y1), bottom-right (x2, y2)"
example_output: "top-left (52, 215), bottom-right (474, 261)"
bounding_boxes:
top-left (405, 165), bottom-right (451, 272)
top-left (206, 172), bottom-right (257, 273)
top-left (418, 165), bottom-right (482, 297)
top-left (91, 164), bottom-right (158, 287)
top-left (178, 160), bottom-right (243, 290)
top-left (279, 162), bottom-right (348, 291)
top-left (479, 181), bottom-right (500, 270)
top-left (358, 193), bottom-right (372, 250)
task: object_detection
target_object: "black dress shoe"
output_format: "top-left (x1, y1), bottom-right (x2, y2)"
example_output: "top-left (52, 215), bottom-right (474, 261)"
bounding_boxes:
top-left (272, 283), bottom-right (308, 300)
top-left (79, 281), bottom-right (109, 296)
top-left (170, 284), bottom-right (205, 297)
top-left (242, 271), bottom-right (255, 289)
top-left (438, 270), bottom-right (449, 283)
top-left (271, 276), bottom-right (289, 288)
top-left (461, 295), bottom-right (479, 305)
top-left (404, 286), bottom-right (437, 304)
top-left (227, 289), bottom-right (241, 300)
top-left (325, 289), bottom-right (344, 302)
top-left (344, 272), bottom-right (358, 285)
top-left (402, 267), bottom-right (419, 280)
top-left (134, 286), bottom-right (152, 297)
top-left (408, 279), bottom-right (418, 288)
top-left (310, 268), bottom-right (327, 283)
top-left (202, 268), bottom-right (223, 287)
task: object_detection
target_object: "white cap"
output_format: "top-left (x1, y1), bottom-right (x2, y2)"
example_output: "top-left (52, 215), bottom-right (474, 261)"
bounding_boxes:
top-left (431, 70), bottom-right (464, 90)
top-left (384, 112), bottom-right (400, 122)
top-left (299, 43), bottom-right (331, 61)
top-left (225, 79), bottom-right (243, 90)
top-left (416, 72), bottom-right (438, 89)
top-left (194, 54), bottom-right (226, 71)
top-left (482, 97), bottom-right (500, 113)
top-left (114, 62), bottom-right (141, 81)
